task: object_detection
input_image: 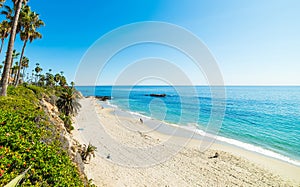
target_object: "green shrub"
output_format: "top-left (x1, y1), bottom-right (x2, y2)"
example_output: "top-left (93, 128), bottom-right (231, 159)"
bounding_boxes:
top-left (59, 114), bottom-right (74, 133)
top-left (25, 84), bottom-right (47, 99)
top-left (7, 86), bottom-right (38, 103)
top-left (0, 86), bottom-right (83, 186)
top-left (79, 143), bottom-right (97, 163)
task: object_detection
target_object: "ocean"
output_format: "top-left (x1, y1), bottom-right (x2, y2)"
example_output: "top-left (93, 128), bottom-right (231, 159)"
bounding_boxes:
top-left (76, 86), bottom-right (300, 166)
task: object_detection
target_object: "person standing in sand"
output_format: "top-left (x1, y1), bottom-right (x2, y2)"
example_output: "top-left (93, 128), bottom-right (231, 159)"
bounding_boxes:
top-left (208, 152), bottom-right (219, 159)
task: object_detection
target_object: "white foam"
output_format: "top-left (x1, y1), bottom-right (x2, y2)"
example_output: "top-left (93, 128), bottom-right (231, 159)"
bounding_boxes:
top-left (95, 101), bottom-right (300, 167)
top-left (159, 121), bottom-right (300, 167)
top-left (104, 101), bottom-right (152, 120)
top-left (101, 100), bottom-right (118, 109)
top-left (215, 135), bottom-right (300, 167)
top-left (127, 110), bottom-right (152, 120)
top-left (178, 125), bottom-right (300, 166)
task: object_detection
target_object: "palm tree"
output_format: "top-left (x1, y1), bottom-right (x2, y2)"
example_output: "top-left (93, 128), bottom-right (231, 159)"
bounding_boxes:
top-left (70, 81), bottom-right (75, 88)
top-left (15, 5), bottom-right (44, 86)
top-left (0, 5), bottom-right (13, 57)
top-left (0, 0), bottom-right (5, 8)
top-left (12, 49), bottom-right (20, 59)
top-left (0, 20), bottom-right (11, 54)
top-left (29, 69), bottom-right (34, 83)
top-left (80, 143), bottom-right (97, 162)
top-left (54, 73), bottom-right (61, 86)
top-left (46, 72), bottom-right (54, 87)
top-left (0, 4), bottom-right (21, 38)
top-left (8, 49), bottom-right (19, 84)
top-left (1, 0), bottom-right (27, 96)
top-left (1, 5), bottom-right (14, 22)
top-left (34, 63), bottom-right (42, 74)
top-left (59, 75), bottom-right (67, 87)
top-left (11, 61), bottom-right (18, 83)
top-left (0, 5), bottom-right (14, 56)
top-left (38, 74), bottom-right (45, 86)
top-left (34, 63), bottom-right (42, 83)
top-left (20, 56), bottom-right (29, 81)
top-left (56, 88), bottom-right (81, 116)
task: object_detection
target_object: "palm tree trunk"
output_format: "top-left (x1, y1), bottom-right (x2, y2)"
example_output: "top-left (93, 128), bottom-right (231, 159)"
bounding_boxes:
top-left (22, 66), bottom-right (26, 82)
top-left (13, 69), bottom-right (17, 83)
top-left (14, 39), bottom-right (27, 86)
top-left (0, 38), bottom-right (4, 54)
top-left (10, 68), bottom-right (15, 85)
top-left (0, 0), bottom-right (23, 96)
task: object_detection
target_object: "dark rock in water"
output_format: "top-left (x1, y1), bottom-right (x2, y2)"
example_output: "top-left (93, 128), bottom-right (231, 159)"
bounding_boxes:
top-left (95, 96), bottom-right (111, 101)
top-left (149, 94), bottom-right (167, 97)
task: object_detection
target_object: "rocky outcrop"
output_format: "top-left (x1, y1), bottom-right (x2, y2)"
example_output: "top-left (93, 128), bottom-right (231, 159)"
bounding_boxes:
top-left (40, 98), bottom-right (89, 186)
top-left (95, 96), bottom-right (111, 101)
top-left (145, 94), bottom-right (167, 97)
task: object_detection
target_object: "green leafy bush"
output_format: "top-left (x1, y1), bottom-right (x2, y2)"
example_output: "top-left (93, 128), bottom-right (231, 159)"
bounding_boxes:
top-left (25, 84), bottom-right (47, 99)
top-left (79, 143), bottom-right (97, 163)
top-left (59, 114), bottom-right (74, 133)
top-left (0, 86), bottom-right (83, 186)
top-left (7, 86), bottom-right (38, 103)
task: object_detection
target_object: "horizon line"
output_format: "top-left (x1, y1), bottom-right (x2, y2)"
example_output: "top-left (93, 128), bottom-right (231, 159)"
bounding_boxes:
top-left (74, 84), bottom-right (300, 87)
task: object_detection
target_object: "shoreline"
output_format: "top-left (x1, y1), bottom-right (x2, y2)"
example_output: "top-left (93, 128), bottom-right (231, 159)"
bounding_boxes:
top-left (73, 97), bottom-right (300, 186)
top-left (104, 99), bottom-right (300, 167)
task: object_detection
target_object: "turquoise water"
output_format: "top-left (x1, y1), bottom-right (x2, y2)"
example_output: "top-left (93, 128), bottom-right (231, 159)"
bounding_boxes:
top-left (76, 86), bottom-right (300, 165)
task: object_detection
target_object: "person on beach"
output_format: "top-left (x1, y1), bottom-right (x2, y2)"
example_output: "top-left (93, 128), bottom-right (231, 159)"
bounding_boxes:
top-left (139, 118), bottom-right (143, 124)
top-left (209, 152), bottom-right (219, 159)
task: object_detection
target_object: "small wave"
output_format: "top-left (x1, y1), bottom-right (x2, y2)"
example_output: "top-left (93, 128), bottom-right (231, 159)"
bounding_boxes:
top-left (95, 100), bottom-right (300, 167)
top-left (186, 123), bottom-right (198, 129)
top-left (104, 101), bottom-right (152, 120)
top-left (179, 125), bottom-right (300, 166)
top-left (126, 110), bottom-right (152, 120)
top-left (216, 136), bottom-right (300, 167)
top-left (98, 100), bottom-right (118, 109)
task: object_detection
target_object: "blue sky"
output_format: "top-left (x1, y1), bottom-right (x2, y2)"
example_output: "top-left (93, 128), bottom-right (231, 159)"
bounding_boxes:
top-left (1, 0), bottom-right (300, 85)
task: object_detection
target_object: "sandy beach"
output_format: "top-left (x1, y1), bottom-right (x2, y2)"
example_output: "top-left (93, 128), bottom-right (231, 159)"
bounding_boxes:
top-left (72, 97), bottom-right (300, 186)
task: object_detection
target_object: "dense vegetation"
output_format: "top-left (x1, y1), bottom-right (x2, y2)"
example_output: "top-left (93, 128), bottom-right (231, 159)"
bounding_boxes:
top-left (0, 1), bottom-right (93, 186)
top-left (0, 85), bottom-right (84, 186)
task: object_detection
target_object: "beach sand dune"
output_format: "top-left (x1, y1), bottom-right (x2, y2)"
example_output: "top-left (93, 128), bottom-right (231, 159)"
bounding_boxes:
top-left (73, 98), bottom-right (299, 186)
